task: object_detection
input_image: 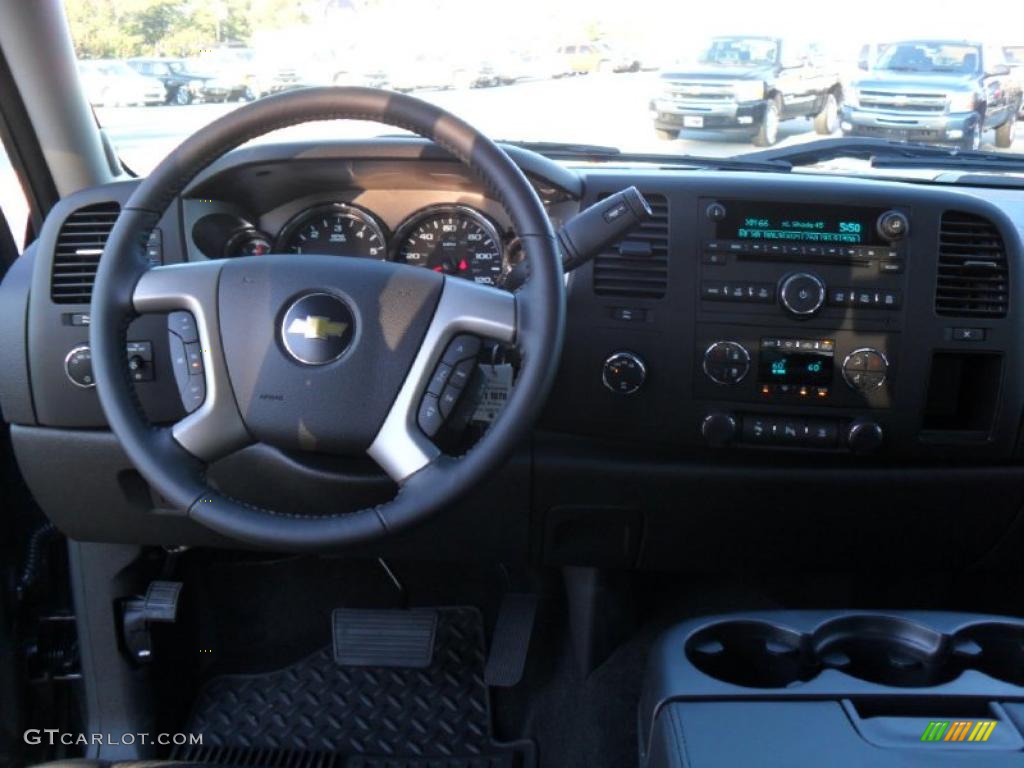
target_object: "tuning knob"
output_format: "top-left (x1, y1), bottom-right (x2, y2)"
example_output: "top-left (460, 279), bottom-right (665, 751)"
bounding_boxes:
top-left (779, 272), bottom-right (826, 316)
top-left (846, 420), bottom-right (884, 454)
top-left (702, 412), bottom-right (738, 447)
top-left (877, 210), bottom-right (909, 241)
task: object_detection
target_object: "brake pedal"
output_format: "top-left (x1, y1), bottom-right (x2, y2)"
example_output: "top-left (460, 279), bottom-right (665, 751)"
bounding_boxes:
top-left (332, 608), bottom-right (438, 668)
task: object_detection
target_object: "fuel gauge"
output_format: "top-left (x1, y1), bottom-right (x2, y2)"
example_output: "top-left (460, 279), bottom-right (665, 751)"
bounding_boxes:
top-left (225, 229), bottom-right (273, 257)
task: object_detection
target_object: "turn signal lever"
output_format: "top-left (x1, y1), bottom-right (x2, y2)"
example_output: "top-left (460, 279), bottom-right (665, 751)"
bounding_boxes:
top-left (503, 186), bottom-right (652, 291)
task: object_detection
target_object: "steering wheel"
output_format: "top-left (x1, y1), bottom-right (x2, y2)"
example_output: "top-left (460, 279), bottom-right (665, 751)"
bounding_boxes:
top-left (91, 87), bottom-right (565, 550)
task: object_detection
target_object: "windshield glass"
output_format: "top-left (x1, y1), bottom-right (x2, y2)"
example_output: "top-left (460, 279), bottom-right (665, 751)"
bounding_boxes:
top-left (699, 38), bottom-right (778, 67)
top-left (62, 1), bottom-right (1024, 173)
top-left (875, 43), bottom-right (980, 73)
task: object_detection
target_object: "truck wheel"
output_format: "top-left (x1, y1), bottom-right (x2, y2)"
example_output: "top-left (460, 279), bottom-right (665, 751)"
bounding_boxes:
top-left (753, 98), bottom-right (780, 147)
top-left (174, 87), bottom-right (192, 106)
top-left (995, 116), bottom-right (1017, 149)
top-left (814, 93), bottom-right (839, 135)
top-left (654, 127), bottom-right (677, 141)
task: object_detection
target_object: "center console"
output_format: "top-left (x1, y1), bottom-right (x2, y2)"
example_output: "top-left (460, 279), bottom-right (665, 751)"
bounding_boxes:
top-left (640, 611), bottom-right (1024, 767)
top-left (546, 173), bottom-right (1022, 461)
top-left (694, 198), bottom-right (906, 453)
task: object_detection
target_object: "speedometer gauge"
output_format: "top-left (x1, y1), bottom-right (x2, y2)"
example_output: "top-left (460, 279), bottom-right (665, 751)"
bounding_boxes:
top-left (277, 203), bottom-right (387, 259)
top-left (395, 206), bottom-right (505, 285)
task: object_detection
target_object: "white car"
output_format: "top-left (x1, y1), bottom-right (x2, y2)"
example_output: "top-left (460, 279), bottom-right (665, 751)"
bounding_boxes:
top-left (76, 59), bottom-right (164, 107)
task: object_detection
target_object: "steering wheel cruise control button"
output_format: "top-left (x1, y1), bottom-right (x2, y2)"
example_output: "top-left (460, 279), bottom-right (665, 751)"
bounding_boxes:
top-left (168, 311), bottom-right (199, 343)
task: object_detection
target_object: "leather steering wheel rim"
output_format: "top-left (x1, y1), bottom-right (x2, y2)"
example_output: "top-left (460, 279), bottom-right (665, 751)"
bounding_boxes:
top-left (91, 87), bottom-right (565, 550)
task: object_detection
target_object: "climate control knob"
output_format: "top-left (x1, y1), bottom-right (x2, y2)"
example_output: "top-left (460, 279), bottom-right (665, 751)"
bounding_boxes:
top-left (779, 272), bottom-right (826, 316)
top-left (602, 351), bottom-right (646, 394)
top-left (847, 420), bottom-right (884, 454)
top-left (841, 348), bottom-right (888, 392)
top-left (703, 341), bottom-right (750, 385)
top-left (701, 412), bottom-right (738, 447)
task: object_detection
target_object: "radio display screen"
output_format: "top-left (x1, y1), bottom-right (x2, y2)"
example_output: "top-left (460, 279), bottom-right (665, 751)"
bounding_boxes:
top-left (716, 203), bottom-right (887, 245)
top-left (759, 338), bottom-right (834, 387)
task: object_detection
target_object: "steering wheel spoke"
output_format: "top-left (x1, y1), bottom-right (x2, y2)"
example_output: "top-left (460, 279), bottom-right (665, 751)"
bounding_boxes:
top-left (133, 262), bottom-right (252, 462)
top-left (368, 277), bottom-right (516, 484)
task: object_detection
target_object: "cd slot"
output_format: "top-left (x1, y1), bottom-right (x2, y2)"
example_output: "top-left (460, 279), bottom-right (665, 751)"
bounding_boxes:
top-left (737, 252), bottom-right (873, 268)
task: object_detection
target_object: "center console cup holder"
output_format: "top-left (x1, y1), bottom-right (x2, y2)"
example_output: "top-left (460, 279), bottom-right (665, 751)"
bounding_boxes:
top-left (811, 615), bottom-right (957, 687)
top-left (684, 614), bottom-right (1024, 690)
top-left (686, 620), bottom-right (817, 688)
top-left (953, 622), bottom-right (1024, 686)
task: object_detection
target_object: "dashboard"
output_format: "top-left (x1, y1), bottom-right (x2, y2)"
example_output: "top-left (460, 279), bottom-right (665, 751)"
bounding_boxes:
top-left (4, 138), bottom-right (1024, 566)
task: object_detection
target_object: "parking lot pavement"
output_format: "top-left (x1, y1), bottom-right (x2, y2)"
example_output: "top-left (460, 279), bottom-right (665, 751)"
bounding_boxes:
top-left (76, 71), bottom-right (1024, 172)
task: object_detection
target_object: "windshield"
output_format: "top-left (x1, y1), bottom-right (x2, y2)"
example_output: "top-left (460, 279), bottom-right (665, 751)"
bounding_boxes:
top-left (875, 43), bottom-right (981, 74)
top-left (698, 38), bottom-right (778, 67)
top-left (62, 1), bottom-right (1024, 173)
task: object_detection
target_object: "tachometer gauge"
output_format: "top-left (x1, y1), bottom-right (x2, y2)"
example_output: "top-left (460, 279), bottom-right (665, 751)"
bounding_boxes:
top-left (395, 206), bottom-right (505, 285)
top-left (277, 203), bottom-right (387, 259)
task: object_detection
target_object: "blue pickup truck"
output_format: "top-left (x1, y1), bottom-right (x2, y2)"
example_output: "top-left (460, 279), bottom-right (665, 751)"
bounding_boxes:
top-left (842, 40), bottom-right (1022, 149)
top-left (650, 36), bottom-right (843, 147)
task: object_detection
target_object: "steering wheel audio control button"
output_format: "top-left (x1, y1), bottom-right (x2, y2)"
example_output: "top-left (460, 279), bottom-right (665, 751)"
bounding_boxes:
top-left (439, 385), bottom-right (462, 418)
top-left (442, 335), bottom-right (481, 365)
top-left (449, 358), bottom-right (476, 389)
top-left (427, 363), bottom-right (453, 396)
top-left (418, 395), bottom-right (443, 437)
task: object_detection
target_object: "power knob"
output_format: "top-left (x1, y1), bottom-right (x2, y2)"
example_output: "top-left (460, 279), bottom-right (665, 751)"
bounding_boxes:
top-left (779, 272), bottom-right (826, 317)
top-left (847, 420), bottom-right (884, 454)
top-left (701, 412), bottom-right (738, 447)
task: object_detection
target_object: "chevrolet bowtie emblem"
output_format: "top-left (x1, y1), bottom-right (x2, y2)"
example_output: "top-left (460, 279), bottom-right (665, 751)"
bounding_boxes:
top-left (287, 315), bottom-right (349, 340)
top-left (280, 293), bottom-right (355, 365)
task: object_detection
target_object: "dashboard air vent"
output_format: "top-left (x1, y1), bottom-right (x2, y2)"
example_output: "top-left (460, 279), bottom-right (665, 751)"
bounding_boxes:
top-left (593, 193), bottom-right (669, 299)
top-left (935, 211), bottom-right (1008, 319)
top-left (51, 202), bottom-right (121, 304)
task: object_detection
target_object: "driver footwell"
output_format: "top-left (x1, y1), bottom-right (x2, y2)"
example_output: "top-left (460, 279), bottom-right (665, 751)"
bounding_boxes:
top-left (171, 606), bottom-right (534, 767)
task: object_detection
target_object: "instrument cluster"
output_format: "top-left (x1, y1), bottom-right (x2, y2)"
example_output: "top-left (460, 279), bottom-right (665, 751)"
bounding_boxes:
top-left (210, 201), bottom-right (517, 286)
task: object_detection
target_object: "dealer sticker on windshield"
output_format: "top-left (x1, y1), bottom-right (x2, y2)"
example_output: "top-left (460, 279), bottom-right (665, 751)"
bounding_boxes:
top-left (472, 364), bottom-right (514, 423)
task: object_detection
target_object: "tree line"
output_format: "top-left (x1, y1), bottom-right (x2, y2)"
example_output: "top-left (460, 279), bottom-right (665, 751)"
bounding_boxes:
top-left (64, 0), bottom-right (312, 59)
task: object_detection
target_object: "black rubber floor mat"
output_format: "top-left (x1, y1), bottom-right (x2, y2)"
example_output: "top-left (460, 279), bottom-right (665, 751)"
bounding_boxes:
top-left (182, 607), bottom-right (533, 767)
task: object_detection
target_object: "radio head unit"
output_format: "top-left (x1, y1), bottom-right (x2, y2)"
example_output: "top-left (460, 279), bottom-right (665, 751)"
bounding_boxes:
top-left (713, 202), bottom-right (890, 246)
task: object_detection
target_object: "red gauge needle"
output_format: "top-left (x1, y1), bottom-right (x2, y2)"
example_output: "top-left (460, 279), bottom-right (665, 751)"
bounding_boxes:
top-left (458, 259), bottom-right (469, 271)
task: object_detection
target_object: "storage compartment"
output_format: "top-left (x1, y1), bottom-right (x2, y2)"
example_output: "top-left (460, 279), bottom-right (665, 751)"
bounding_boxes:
top-left (922, 352), bottom-right (1002, 434)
